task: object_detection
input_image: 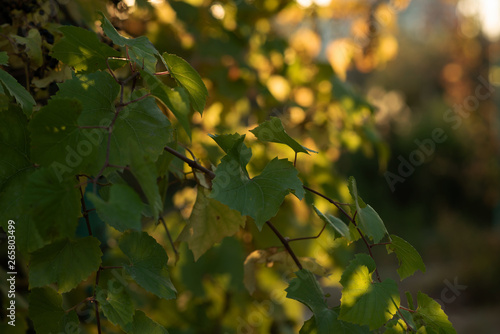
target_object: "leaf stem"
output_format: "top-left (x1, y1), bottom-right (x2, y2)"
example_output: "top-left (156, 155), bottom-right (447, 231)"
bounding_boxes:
top-left (164, 145), bottom-right (215, 179)
top-left (77, 179), bottom-right (92, 236)
top-left (287, 222), bottom-right (327, 243)
top-left (159, 217), bottom-right (178, 256)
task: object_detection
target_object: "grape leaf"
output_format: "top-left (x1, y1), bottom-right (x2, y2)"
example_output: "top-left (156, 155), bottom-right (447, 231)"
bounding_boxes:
top-left (119, 231), bottom-right (177, 300)
top-left (99, 13), bottom-right (161, 74)
top-left (0, 69), bottom-right (36, 116)
top-left (23, 167), bottom-right (81, 240)
top-left (339, 254), bottom-right (400, 330)
top-left (209, 133), bottom-right (252, 170)
top-left (386, 235), bottom-right (426, 280)
top-left (55, 72), bottom-right (172, 174)
top-left (312, 205), bottom-right (351, 241)
top-left (286, 269), bottom-right (369, 334)
top-left (52, 26), bottom-right (121, 73)
top-left (0, 51), bottom-right (8, 65)
top-left (163, 53), bottom-right (208, 114)
top-left (87, 184), bottom-right (143, 232)
top-left (211, 144), bottom-right (304, 229)
top-left (127, 140), bottom-right (163, 219)
top-left (177, 186), bottom-right (245, 260)
top-left (11, 29), bottom-right (43, 68)
top-left (0, 103), bottom-right (42, 254)
top-left (347, 176), bottom-right (388, 243)
top-left (250, 117), bottom-right (316, 154)
top-left (141, 70), bottom-right (192, 136)
top-left (414, 292), bottom-right (456, 334)
top-left (29, 237), bottom-right (102, 292)
top-left (96, 284), bottom-right (134, 328)
top-left (124, 310), bottom-right (169, 334)
top-left (29, 98), bottom-right (99, 173)
top-left (28, 287), bottom-right (80, 334)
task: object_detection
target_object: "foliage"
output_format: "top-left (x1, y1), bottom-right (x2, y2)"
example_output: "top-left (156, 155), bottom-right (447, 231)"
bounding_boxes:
top-left (0, 1), bottom-right (458, 334)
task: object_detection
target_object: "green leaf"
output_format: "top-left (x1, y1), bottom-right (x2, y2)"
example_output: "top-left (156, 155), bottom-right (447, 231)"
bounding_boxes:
top-left (0, 51), bottom-right (8, 65)
top-left (286, 269), bottom-right (369, 334)
top-left (415, 292), bottom-right (456, 334)
top-left (23, 167), bottom-right (81, 240)
top-left (99, 12), bottom-right (160, 74)
top-left (29, 237), bottom-right (102, 292)
top-left (250, 117), bottom-right (316, 154)
top-left (96, 284), bottom-right (134, 328)
top-left (119, 231), bottom-right (177, 300)
top-left (55, 73), bottom-right (171, 174)
top-left (87, 184), bottom-right (143, 232)
top-left (29, 98), bottom-right (98, 172)
top-left (127, 140), bottom-right (163, 219)
top-left (210, 133), bottom-right (252, 170)
top-left (211, 142), bottom-right (304, 229)
top-left (387, 235), bottom-right (426, 280)
top-left (339, 254), bottom-right (400, 330)
top-left (177, 186), bottom-right (246, 260)
top-left (124, 310), bottom-right (169, 334)
top-left (52, 26), bottom-right (121, 73)
top-left (347, 176), bottom-right (387, 243)
top-left (12, 29), bottom-right (43, 68)
top-left (312, 205), bottom-right (351, 241)
top-left (163, 53), bottom-right (208, 114)
top-left (141, 70), bottom-right (192, 136)
top-left (29, 287), bottom-right (80, 334)
top-left (0, 103), bottom-right (42, 254)
top-left (0, 69), bottom-right (36, 116)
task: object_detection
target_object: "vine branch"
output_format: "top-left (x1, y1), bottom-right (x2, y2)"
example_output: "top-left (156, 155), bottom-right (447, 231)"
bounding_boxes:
top-left (266, 221), bottom-right (303, 270)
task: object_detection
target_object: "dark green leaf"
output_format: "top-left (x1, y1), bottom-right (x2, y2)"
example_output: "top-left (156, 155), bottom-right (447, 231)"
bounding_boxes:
top-left (415, 292), bottom-right (456, 334)
top-left (339, 254), bottom-right (400, 330)
top-left (347, 176), bottom-right (387, 243)
top-left (28, 287), bottom-right (80, 334)
top-left (96, 284), bottom-right (134, 328)
top-left (177, 186), bottom-right (245, 260)
top-left (163, 53), bottom-right (208, 114)
top-left (29, 237), bottom-right (102, 292)
top-left (23, 167), bottom-right (81, 240)
top-left (119, 231), bottom-right (177, 300)
top-left (124, 310), bottom-right (169, 334)
top-left (141, 70), bottom-right (191, 136)
top-left (127, 140), bottom-right (163, 219)
top-left (210, 133), bottom-right (252, 170)
top-left (0, 69), bottom-right (36, 116)
top-left (211, 148), bottom-right (304, 229)
top-left (87, 184), bottom-right (143, 232)
top-left (99, 12), bottom-right (160, 74)
top-left (387, 235), bottom-right (426, 280)
top-left (52, 26), bottom-right (121, 73)
top-left (250, 117), bottom-right (316, 154)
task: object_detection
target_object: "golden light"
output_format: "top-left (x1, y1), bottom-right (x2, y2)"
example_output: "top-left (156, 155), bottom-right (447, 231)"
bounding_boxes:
top-left (210, 3), bottom-right (225, 20)
top-left (458, 0), bottom-right (500, 41)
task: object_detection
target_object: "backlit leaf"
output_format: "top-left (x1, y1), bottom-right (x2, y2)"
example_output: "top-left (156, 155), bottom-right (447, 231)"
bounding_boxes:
top-left (29, 237), bottom-right (102, 292)
top-left (339, 254), bottom-right (400, 329)
top-left (414, 292), bottom-right (456, 334)
top-left (387, 235), bottom-right (426, 280)
top-left (313, 205), bottom-right (351, 241)
top-left (163, 53), bottom-right (208, 114)
top-left (52, 26), bottom-right (121, 73)
top-left (96, 284), bottom-right (134, 328)
top-left (250, 117), bottom-right (316, 154)
top-left (177, 186), bottom-right (245, 260)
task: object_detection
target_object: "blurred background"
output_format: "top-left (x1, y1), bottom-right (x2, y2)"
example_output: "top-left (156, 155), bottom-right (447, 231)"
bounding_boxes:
top-left (2, 0), bottom-right (500, 332)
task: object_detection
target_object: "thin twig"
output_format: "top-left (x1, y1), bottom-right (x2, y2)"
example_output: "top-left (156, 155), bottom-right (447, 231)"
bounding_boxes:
top-left (77, 179), bottom-right (92, 236)
top-left (287, 223), bottom-right (327, 243)
top-left (118, 93), bottom-right (151, 107)
top-left (160, 217), bottom-right (178, 256)
top-left (65, 297), bottom-right (94, 313)
top-left (164, 145), bottom-right (215, 179)
top-left (266, 221), bottom-right (302, 270)
top-left (100, 266), bottom-right (123, 270)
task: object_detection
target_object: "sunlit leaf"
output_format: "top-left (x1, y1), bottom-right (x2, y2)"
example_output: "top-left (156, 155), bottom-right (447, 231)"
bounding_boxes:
top-left (313, 205), bottom-right (351, 241)
top-left (339, 254), bottom-right (400, 329)
top-left (414, 292), bottom-right (456, 334)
